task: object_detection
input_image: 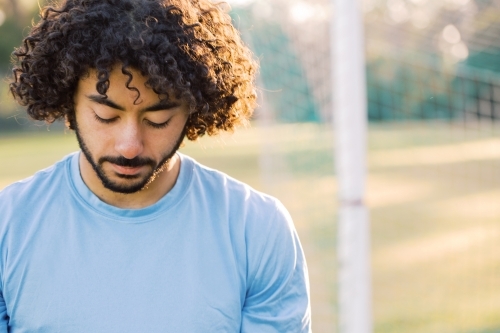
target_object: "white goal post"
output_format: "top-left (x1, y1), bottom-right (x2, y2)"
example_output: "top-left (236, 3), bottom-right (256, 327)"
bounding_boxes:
top-left (332, 0), bottom-right (372, 332)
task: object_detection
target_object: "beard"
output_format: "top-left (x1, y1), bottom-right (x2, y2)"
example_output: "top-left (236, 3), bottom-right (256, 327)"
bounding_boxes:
top-left (74, 122), bottom-right (185, 194)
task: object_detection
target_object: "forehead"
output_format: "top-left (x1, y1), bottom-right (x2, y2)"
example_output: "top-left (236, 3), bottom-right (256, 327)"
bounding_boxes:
top-left (77, 67), bottom-right (162, 104)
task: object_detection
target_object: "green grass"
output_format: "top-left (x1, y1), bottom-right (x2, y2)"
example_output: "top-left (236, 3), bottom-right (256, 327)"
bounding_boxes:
top-left (0, 130), bottom-right (79, 189)
top-left (1, 122), bottom-right (500, 333)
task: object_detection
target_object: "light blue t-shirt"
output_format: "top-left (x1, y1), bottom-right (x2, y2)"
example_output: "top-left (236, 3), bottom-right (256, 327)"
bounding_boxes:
top-left (0, 152), bottom-right (310, 332)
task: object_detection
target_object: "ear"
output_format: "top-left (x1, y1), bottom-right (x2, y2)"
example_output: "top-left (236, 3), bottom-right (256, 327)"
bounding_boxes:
top-left (64, 115), bottom-right (71, 129)
top-left (64, 113), bottom-right (76, 130)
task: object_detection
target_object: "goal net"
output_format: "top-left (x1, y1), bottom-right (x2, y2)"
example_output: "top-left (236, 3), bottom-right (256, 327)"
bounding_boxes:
top-left (229, 0), bottom-right (500, 332)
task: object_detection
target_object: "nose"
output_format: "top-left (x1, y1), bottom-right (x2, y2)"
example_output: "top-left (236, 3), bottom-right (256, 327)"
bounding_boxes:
top-left (114, 120), bottom-right (144, 159)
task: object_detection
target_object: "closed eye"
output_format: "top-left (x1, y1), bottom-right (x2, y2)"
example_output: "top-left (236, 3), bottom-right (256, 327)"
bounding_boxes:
top-left (94, 112), bottom-right (118, 124)
top-left (145, 118), bottom-right (171, 129)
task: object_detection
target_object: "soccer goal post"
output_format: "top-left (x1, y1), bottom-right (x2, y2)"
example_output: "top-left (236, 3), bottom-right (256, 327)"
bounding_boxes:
top-left (332, 0), bottom-right (372, 332)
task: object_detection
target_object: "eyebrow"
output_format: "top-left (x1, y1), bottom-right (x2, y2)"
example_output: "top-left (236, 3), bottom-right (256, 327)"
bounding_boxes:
top-left (86, 94), bottom-right (181, 112)
top-left (87, 95), bottom-right (125, 111)
top-left (143, 100), bottom-right (182, 112)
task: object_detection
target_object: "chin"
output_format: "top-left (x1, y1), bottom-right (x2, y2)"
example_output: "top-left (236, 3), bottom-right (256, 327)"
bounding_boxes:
top-left (100, 175), bottom-right (152, 194)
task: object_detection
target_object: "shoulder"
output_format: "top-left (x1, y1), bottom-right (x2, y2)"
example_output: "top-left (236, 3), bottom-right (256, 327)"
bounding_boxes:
top-left (180, 153), bottom-right (295, 251)
top-left (181, 152), bottom-right (287, 223)
top-left (0, 153), bottom-right (75, 218)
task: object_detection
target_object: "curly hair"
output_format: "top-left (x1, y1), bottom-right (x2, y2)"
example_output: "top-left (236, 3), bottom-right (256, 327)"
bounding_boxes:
top-left (9, 0), bottom-right (258, 140)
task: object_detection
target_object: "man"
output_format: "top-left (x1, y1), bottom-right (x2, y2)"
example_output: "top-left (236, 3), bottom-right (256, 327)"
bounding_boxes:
top-left (0, 0), bottom-right (311, 332)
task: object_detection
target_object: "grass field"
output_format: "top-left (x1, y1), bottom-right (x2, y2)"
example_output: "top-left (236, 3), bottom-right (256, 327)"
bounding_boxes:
top-left (1, 121), bottom-right (500, 333)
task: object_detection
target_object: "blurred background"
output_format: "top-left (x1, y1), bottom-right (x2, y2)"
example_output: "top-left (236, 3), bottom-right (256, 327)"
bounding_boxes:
top-left (1, 0), bottom-right (500, 332)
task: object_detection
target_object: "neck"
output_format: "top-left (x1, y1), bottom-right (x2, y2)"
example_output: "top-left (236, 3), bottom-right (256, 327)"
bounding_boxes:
top-left (79, 153), bottom-right (181, 209)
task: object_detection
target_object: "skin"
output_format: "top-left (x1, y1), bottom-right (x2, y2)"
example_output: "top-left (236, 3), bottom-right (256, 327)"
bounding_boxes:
top-left (73, 66), bottom-right (189, 209)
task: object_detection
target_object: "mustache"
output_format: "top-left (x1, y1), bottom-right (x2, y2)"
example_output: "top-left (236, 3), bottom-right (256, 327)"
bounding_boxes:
top-left (98, 156), bottom-right (156, 168)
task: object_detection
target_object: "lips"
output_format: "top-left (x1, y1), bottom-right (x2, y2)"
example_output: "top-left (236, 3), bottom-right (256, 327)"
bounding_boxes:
top-left (111, 163), bottom-right (145, 176)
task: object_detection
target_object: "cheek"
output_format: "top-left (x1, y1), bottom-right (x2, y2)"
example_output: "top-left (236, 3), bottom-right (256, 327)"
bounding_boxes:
top-left (147, 123), bottom-right (186, 153)
top-left (76, 114), bottom-right (114, 151)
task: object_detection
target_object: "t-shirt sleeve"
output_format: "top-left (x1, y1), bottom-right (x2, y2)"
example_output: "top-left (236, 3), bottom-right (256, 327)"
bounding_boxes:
top-left (0, 291), bottom-right (8, 332)
top-left (241, 200), bottom-right (311, 333)
top-left (0, 190), bottom-right (9, 332)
